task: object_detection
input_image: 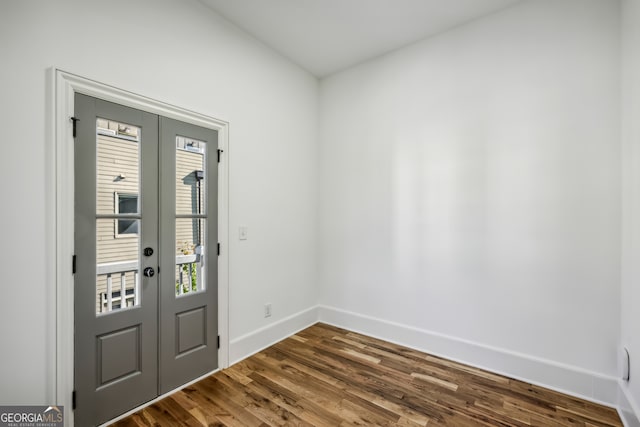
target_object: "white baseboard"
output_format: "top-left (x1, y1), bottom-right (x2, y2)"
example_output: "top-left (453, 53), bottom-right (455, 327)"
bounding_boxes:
top-left (619, 382), bottom-right (640, 427)
top-left (229, 306), bottom-right (319, 365)
top-left (318, 305), bottom-right (619, 408)
top-left (227, 304), bottom-right (627, 419)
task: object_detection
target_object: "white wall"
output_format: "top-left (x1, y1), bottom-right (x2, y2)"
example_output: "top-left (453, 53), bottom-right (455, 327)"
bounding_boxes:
top-left (319, 0), bottom-right (621, 393)
top-left (621, 0), bottom-right (640, 422)
top-left (0, 0), bottom-right (318, 404)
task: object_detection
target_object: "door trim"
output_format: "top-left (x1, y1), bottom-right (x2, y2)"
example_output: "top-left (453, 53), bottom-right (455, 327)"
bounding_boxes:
top-left (49, 68), bottom-right (230, 426)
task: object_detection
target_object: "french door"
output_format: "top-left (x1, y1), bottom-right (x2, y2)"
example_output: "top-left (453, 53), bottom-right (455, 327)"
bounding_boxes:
top-left (73, 94), bottom-right (218, 426)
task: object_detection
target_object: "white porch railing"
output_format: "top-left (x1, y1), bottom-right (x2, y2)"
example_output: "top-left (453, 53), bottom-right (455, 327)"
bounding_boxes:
top-left (96, 261), bottom-right (138, 312)
top-left (175, 254), bottom-right (203, 296)
top-left (96, 254), bottom-right (204, 313)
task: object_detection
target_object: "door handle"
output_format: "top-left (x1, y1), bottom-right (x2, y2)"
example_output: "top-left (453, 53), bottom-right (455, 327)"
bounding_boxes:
top-left (143, 267), bottom-right (155, 277)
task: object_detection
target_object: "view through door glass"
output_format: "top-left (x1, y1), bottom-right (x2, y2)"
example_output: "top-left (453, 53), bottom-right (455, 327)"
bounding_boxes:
top-left (96, 118), bottom-right (141, 313)
top-left (175, 136), bottom-right (207, 296)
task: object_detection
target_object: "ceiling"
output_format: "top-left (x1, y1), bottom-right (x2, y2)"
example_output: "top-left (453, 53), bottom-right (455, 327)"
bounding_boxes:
top-left (199, 0), bottom-right (523, 77)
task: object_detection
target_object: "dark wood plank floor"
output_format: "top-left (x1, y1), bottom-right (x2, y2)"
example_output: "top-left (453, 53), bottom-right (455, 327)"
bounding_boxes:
top-left (112, 323), bottom-right (622, 426)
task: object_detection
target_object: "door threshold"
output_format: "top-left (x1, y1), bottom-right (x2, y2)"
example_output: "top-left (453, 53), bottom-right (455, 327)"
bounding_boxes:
top-left (99, 368), bottom-right (220, 427)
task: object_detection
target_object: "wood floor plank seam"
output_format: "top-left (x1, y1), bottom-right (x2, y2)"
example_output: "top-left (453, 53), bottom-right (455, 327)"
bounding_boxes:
top-left (113, 323), bottom-right (622, 427)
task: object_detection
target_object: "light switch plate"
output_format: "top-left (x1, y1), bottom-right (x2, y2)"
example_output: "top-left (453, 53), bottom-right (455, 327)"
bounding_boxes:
top-left (239, 226), bottom-right (248, 240)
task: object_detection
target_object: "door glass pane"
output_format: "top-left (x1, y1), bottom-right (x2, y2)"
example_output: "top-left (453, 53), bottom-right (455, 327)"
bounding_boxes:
top-left (95, 117), bottom-right (142, 315)
top-left (97, 118), bottom-right (140, 214)
top-left (96, 219), bottom-right (140, 314)
top-left (176, 136), bottom-right (206, 215)
top-left (175, 134), bottom-right (207, 298)
top-left (175, 218), bottom-right (206, 296)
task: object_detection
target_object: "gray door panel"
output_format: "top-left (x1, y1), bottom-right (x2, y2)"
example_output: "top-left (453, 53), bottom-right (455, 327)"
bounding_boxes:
top-left (74, 94), bottom-right (159, 426)
top-left (159, 117), bottom-right (218, 394)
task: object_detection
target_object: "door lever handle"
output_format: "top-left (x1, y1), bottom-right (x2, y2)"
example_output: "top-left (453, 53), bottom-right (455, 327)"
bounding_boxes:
top-left (143, 267), bottom-right (155, 277)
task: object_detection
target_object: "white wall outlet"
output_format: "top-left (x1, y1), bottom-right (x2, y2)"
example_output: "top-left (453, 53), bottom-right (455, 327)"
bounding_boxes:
top-left (239, 226), bottom-right (248, 240)
top-left (264, 303), bottom-right (272, 318)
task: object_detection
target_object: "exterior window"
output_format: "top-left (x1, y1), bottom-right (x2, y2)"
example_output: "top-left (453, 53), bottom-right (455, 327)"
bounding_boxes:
top-left (116, 193), bottom-right (139, 236)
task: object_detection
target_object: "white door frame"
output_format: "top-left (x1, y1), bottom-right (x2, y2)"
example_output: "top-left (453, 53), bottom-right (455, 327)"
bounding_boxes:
top-left (49, 68), bottom-right (230, 426)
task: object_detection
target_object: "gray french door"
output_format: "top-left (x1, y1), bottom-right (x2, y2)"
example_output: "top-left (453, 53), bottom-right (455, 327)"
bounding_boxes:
top-left (74, 94), bottom-right (218, 426)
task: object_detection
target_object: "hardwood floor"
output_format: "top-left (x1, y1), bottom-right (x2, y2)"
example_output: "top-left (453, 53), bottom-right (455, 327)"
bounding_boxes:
top-left (112, 323), bottom-right (622, 426)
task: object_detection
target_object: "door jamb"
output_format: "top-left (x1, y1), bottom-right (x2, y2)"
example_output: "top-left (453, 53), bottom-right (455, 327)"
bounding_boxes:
top-left (50, 69), bottom-right (230, 425)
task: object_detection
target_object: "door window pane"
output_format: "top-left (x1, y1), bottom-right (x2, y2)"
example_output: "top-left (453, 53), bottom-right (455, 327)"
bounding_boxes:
top-left (95, 117), bottom-right (142, 314)
top-left (175, 135), bottom-right (207, 297)
top-left (97, 118), bottom-right (140, 215)
top-left (175, 219), bottom-right (206, 296)
top-left (176, 136), bottom-right (206, 215)
top-left (97, 219), bottom-right (140, 314)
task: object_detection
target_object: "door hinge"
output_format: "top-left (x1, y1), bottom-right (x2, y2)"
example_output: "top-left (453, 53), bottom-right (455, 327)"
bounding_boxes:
top-left (217, 243), bottom-right (220, 256)
top-left (70, 116), bottom-right (79, 138)
top-left (217, 148), bottom-right (224, 163)
top-left (217, 335), bottom-right (220, 349)
top-left (72, 255), bottom-right (76, 274)
top-left (72, 390), bottom-right (76, 410)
